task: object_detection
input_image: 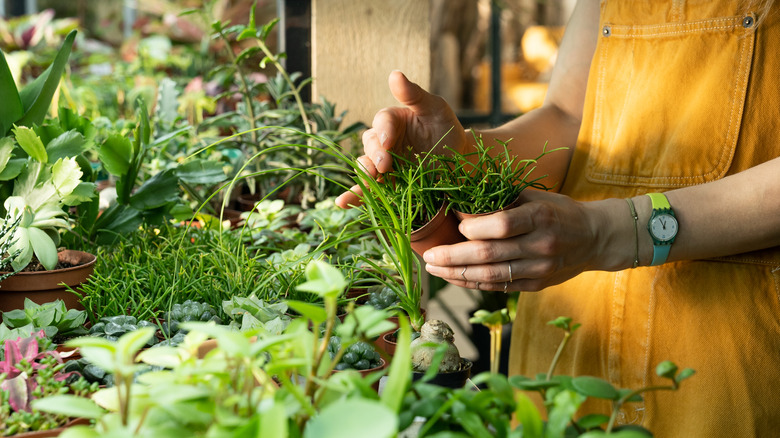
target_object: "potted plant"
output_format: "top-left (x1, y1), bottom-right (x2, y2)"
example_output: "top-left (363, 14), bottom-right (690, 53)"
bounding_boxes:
top-left (441, 132), bottom-right (565, 219)
top-left (33, 260), bottom-right (411, 437)
top-left (0, 125), bottom-right (97, 312)
top-left (0, 330), bottom-right (97, 437)
top-left (409, 319), bottom-right (472, 389)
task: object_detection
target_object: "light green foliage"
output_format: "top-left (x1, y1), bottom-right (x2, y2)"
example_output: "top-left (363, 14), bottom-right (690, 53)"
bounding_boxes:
top-left (35, 261), bottom-right (406, 437)
top-left (1, 298), bottom-right (88, 339)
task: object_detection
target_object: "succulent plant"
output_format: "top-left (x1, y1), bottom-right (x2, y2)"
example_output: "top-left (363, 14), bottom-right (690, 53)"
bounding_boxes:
top-left (161, 300), bottom-right (221, 336)
top-left (88, 315), bottom-right (158, 345)
top-left (328, 337), bottom-right (382, 371)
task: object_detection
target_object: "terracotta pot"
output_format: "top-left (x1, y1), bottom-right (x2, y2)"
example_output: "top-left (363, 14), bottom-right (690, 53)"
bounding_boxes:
top-left (13, 417), bottom-right (91, 437)
top-left (412, 358), bottom-right (473, 389)
top-left (410, 203), bottom-right (466, 257)
top-left (452, 195), bottom-right (523, 221)
top-left (379, 308), bottom-right (426, 356)
top-left (0, 250), bottom-right (96, 313)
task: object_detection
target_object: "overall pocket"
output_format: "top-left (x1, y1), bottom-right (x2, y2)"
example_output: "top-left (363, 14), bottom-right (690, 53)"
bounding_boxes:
top-left (586, 14), bottom-right (756, 188)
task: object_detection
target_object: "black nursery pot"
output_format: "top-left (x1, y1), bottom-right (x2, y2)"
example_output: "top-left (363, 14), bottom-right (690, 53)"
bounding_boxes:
top-left (412, 358), bottom-right (473, 389)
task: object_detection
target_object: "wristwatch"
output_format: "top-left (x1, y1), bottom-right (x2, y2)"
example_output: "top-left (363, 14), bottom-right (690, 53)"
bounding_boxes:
top-left (646, 193), bottom-right (678, 266)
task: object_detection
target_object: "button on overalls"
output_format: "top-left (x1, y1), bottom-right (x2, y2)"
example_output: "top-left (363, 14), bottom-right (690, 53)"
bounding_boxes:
top-left (509, 1), bottom-right (780, 436)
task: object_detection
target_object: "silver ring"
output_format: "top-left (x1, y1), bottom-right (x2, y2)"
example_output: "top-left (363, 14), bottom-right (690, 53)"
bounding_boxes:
top-left (507, 261), bottom-right (513, 283)
top-left (475, 281), bottom-right (480, 290)
top-left (460, 267), bottom-right (467, 281)
top-left (503, 282), bottom-right (508, 293)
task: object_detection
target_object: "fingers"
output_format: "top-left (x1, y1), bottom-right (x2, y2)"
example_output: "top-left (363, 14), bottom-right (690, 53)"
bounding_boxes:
top-left (335, 184), bottom-right (363, 209)
top-left (362, 124), bottom-right (394, 174)
top-left (388, 70), bottom-right (441, 117)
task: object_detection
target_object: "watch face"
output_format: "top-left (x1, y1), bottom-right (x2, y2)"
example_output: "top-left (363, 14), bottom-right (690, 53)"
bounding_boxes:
top-left (650, 214), bottom-right (678, 242)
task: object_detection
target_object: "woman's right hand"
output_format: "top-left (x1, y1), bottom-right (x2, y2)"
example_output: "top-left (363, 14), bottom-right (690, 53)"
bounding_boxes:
top-left (335, 70), bottom-right (467, 208)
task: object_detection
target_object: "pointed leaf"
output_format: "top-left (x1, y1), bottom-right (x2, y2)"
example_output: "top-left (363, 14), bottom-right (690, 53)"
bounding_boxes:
top-left (176, 159), bottom-right (227, 185)
top-left (99, 133), bottom-right (133, 176)
top-left (128, 169), bottom-right (180, 210)
top-left (0, 52), bottom-right (23, 135)
top-left (18, 30), bottom-right (77, 127)
top-left (13, 126), bottom-right (47, 163)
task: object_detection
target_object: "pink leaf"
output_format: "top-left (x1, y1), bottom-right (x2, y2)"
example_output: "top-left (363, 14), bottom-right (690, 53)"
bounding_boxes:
top-left (1, 375), bottom-right (30, 412)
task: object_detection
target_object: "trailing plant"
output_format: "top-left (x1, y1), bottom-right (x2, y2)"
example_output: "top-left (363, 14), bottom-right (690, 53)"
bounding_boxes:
top-left (441, 132), bottom-right (565, 215)
top-left (73, 224), bottom-right (267, 323)
top-left (382, 148), bottom-right (452, 230)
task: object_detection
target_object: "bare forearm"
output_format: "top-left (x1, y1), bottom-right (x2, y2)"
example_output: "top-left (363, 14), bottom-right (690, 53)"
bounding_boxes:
top-left (625, 157), bottom-right (780, 265)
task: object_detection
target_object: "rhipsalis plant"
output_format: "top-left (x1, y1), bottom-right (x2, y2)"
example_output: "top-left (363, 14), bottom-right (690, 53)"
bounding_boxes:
top-left (441, 132), bottom-right (566, 215)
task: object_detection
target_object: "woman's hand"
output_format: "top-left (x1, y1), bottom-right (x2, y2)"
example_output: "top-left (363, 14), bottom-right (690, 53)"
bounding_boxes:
top-left (335, 70), bottom-right (467, 208)
top-left (422, 190), bottom-right (634, 292)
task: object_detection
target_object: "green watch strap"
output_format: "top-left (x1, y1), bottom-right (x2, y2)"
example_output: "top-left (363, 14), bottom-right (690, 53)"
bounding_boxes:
top-left (647, 193), bottom-right (675, 266)
top-left (651, 244), bottom-right (671, 266)
top-left (647, 193), bottom-right (671, 210)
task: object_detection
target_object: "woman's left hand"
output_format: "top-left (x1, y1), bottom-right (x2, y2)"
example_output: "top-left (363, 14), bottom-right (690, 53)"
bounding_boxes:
top-left (422, 190), bottom-right (632, 292)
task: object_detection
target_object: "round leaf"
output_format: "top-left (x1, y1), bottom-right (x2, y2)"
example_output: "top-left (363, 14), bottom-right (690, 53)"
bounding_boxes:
top-left (304, 399), bottom-right (397, 438)
top-left (571, 376), bottom-right (620, 400)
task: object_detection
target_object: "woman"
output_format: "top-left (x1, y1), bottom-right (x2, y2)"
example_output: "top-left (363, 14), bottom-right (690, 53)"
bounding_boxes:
top-left (337, 0), bottom-right (780, 435)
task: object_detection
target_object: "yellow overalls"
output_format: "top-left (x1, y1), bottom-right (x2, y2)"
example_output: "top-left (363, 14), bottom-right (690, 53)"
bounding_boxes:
top-left (509, 1), bottom-right (780, 436)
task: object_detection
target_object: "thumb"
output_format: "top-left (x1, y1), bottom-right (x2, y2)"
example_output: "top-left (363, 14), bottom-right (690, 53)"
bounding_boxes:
top-left (388, 70), bottom-right (442, 117)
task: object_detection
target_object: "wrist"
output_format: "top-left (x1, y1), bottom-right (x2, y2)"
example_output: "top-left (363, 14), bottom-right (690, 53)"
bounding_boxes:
top-left (586, 198), bottom-right (639, 271)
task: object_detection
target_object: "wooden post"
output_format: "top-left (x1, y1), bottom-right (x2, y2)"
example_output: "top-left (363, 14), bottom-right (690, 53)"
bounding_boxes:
top-left (311, 0), bottom-right (430, 129)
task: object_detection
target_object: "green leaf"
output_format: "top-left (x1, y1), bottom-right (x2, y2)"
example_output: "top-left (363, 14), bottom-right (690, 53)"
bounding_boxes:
top-left (675, 368), bottom-right (695, 384)
top-left (45, 130), bottom-right (88, 163)
top-left (571, 376), bottom-right (620, 400)
top-left (99, 133), bottom-right (133, 176)
top-left (0, 136), bottom-right (14, 172)
top-left (117, 327), bottom-right (155, 363)
top-left (128, 169), bottom-right (180, 210)
top-left (546, 390), bottom-right (586, 438)
top-left (0, 52), bottom-right (24, 135)
top-left (13, 126), bottom-right (47, 163)
top-left (176, 159), bottom-right (227, 185)
top-left (285, 300), bottom-right (327, 324)
top-left (655, 361), bottom-right (678, 379)
top-left (63, 182), bottom-right (97, 206)
top-left (28, 227), bottom-right (58, 270)
top-left (304, 398), bottom-right (397, 438)
top-left (296, 260), bottom-right (348, 299)
top-left (381, 315), bottom-right (411, 412)
top-left (0, 158), bottom-right (25, 181)
top-left (18, 30), bottom-right (77, 127)
top-left (31, 395), bottom-right (105, 419)
top-left (259, 18), bottom-right (279, 41)
top-left (577, 413), bottom-right (610, 429)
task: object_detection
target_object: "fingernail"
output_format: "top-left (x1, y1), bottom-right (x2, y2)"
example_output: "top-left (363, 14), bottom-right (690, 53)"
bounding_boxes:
top-left (380, 132), bottom-right (388, 147)
top-left (373, 153), bottom-right (384, 165)
top-left (423, 251), bottom-right (435, 263)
